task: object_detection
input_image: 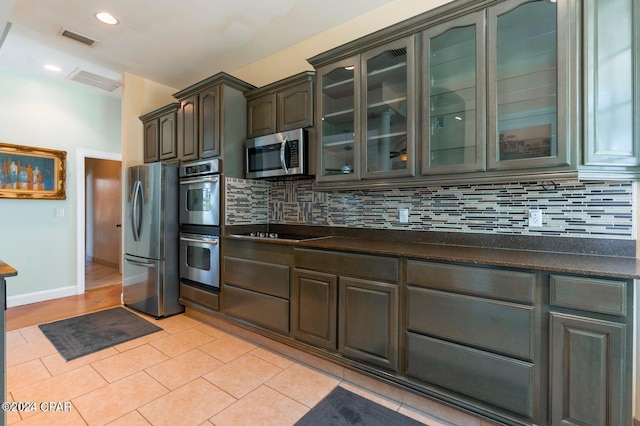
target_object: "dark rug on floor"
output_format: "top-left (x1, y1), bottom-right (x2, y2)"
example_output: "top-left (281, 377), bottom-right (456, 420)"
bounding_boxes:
top-left (38, 307), bottom-right (163, 361)
top-left (295, 386), bottom-right (425, 426)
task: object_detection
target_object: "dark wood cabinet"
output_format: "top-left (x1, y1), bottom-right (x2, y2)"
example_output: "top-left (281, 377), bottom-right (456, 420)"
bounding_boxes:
top-left (221, 239), bottom-right (293, 333)
top-left (548, 274), bottom-right (632, 426)
top-left (177, 95), bottom-right (198, 162)
top-left (339, 276), bottom-right (398, 371)
top-left (245, 71), bottom-right (314, 138)
top-left (293, 248), bottom-right (399, 371)
top-left (291, 268), bottom-right (337, 350)
top-left (406, 260), bottom-right (540, 423)
top-left (139, 103), bottom-right (180, 163)
top-left (173, 72), bottom-right (255, 176)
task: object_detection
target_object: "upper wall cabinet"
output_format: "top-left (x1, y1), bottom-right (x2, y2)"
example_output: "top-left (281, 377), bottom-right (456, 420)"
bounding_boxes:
top-left (245, 71), bottom-right (315, 139)
top-left (139, 103), bottom-right (180, 163)
top-left (423, 0), bottom-right (575, 176)
top-left (422, 12), bottom-right (486, 175)
top-left (173, 72), bottom-right (255, 177)
top-left (579, 0), bottom-right (640, 180)
top-left (315, 36), bottom-right (417, 183)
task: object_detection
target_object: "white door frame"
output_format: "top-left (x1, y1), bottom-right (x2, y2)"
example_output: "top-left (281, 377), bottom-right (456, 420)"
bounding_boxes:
top-left (76, 149), bottom-right (122, 295)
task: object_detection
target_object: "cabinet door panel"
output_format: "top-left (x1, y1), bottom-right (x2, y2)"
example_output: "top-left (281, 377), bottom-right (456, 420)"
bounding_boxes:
top-left (159, 113), bottom-right (177, 160)
top-left (247, 94), bottom-right (276, 138)
top-left (582, 0), bottom-right (639, 168)
top-left (339, 277), bottom-right (398, 371)
top-left (278, 82), bottom-right (313, 131)
top-left (291, 269), bottom-right (337, 350)
top-left (178, 96), bottom-right (198, 161)
top-left (317, 57), bottom-right (361, 181)
top-left (199, 86), bottom-right (220, 158)
top-left (487, 0), bottom-right (570, 170)
top-left (549, 313), bottom-right (626, 426)
top-left (362, 36), bottom-right (416, 179)
top-left (422, 12), bottom-right (486, 174)
top-left (143, 120), bottom-right (159, 163)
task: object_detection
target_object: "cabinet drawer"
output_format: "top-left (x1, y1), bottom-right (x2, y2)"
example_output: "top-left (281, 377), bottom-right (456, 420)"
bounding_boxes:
top-left (550, 274), bottom-right (627, 316)
top-left (180, 282), bottom-right (219, 311)
top-left (408, 287), bottom-right (534, 360)
top-left (407, 260), bottom-right (536, 304)
top-left (407, 332), bottom-right (534, 419)
top-left (294, 248), bottom-right (398, 282)
top-left (224, 257), bottom-right (289, 299)
top-left (223, 285), bottom-right (289, 333)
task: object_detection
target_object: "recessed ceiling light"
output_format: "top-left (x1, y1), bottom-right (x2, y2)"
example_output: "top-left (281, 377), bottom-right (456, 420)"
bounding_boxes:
top-left (95, 12), bottom-right (119, 25)
top-left (44, 64), bottom-right (61, 72)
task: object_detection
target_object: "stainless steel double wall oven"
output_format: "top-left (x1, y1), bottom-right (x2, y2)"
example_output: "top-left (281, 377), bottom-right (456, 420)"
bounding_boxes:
top-left (178, 158), bottom-right (221, 291)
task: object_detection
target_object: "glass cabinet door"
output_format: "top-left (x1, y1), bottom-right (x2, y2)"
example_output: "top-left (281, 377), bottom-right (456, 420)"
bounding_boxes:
top-left (362, 37), bottom-right (416, 178)
top-left (317, 57), bottom-right (360, 181)
top-left (422, 13), bottom-right (485, 175)
top-left (487, 0), bottom-right (568, 170)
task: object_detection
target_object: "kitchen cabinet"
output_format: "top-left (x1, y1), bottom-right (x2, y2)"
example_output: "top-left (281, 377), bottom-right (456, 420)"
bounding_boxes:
top-left (309, 0), bottom-right (591, 189)
top-left (221, 239), bottom-right (293, 334)
top-left (548, 274), bottom-right (632, 426)
top-left (245, 71), bottom-right (315, 138)
top-left (424, 0), bottom-right (573, 175)
top-left (139, 103), bottom-right (180, 163)
top-left (173, 72), bottom-right (255, 177)
top-left (405, 260), bottom-right (541, 423)
top-left (579, 0), bottom-right (640, 180)
top-left (293, 248), bottom-right (399, 371)
top-left (315, 35), bottom-right (417, 183)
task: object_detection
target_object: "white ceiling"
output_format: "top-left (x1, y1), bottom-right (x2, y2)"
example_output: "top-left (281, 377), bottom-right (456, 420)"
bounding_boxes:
top-left (0, 0), bottom-right (396, 96)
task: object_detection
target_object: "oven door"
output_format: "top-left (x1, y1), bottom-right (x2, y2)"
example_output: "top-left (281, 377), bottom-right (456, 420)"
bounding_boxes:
top-left (179, 175), bottom-right (220, 226)
top-left (179, 234), bottom-right (220, 289)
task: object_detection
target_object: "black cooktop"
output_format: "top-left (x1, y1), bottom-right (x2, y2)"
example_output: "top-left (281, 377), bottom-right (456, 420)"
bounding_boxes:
top-left (230, 232), bottom-right (330, 242)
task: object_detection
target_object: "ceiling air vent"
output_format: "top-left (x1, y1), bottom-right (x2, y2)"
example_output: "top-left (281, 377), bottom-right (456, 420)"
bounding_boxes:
top-left (66, 69), bottom-right (121, 92)
top-left (58, 28), bottom-right (97, 47)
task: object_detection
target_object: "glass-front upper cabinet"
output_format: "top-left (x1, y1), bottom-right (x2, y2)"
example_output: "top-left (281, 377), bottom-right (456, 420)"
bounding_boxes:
top-left (317, 57), bottom-right (360, 181)
top-left (422, 13), bottom-right (486, 175)
top-left (362, 37), bottom-right (416, 179)
top-left (487, 0), bottom-right (569, 170)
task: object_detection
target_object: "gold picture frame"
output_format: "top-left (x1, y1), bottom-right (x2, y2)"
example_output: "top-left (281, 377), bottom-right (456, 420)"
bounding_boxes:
top-left (0, 142), bottom-right (67, 200)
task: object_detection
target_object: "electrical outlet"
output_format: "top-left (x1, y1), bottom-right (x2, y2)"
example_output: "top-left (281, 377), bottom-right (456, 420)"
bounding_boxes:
top-left (55, 208), bottom-right (65, 218)
top-left (399, 208), bottom-right (409, 224)
top-left (529, 209), bottom-right (543, 227)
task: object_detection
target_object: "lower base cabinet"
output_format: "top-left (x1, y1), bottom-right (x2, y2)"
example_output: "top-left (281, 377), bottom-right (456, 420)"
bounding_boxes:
top-left (549, 313), bottom-right (626, 426)
top-left (292, 248), bottom-right (400, 372)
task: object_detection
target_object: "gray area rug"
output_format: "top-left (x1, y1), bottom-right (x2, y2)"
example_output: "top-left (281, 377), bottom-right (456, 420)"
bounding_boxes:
top-left (295, 386), bottom-right (425, 425)
top-left (38, 307), bottom-right (163, 361)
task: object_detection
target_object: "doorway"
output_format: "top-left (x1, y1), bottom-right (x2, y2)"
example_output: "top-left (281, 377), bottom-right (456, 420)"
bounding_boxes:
top-left (76, 149), bottom-right (123, 295)
top-left (85, 157), bottom-right (122, 290)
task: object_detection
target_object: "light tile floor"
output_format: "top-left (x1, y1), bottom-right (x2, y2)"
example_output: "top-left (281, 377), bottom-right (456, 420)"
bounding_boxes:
top-left (6, 308), bottom-right (498, 425)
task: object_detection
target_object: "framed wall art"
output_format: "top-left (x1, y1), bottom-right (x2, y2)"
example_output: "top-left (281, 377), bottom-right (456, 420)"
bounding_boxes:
top-left (0, 142), bottom-right (67, 200)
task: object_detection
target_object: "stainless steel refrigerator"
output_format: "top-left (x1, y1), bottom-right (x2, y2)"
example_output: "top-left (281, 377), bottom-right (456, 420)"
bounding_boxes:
top-left (123, 162), bottom-right (183, 318)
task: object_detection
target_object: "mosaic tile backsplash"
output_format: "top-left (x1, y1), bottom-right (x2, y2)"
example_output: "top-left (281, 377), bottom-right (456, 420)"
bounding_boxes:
top-left (225, 177), bottom-right (634, 240)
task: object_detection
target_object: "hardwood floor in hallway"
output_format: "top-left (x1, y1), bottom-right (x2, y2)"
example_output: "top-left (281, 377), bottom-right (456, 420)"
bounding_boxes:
top-left (6, 284), bottom-right (122, 332)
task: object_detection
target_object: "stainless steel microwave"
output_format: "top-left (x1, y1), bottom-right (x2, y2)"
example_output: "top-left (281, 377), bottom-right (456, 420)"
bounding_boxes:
top-left (245, 128), bottom-right (308, 179)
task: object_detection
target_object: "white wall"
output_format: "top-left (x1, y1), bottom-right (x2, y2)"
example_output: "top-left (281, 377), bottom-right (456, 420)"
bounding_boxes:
top-left (0, 68), bottom-right (121, 305)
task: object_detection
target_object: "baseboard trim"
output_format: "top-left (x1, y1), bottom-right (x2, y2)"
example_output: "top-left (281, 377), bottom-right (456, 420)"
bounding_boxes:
top-left (7, 286), bottom-right (77, 308)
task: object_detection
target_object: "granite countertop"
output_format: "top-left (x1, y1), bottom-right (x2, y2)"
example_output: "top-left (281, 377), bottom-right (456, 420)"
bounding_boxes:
top-left (296, 237), bottom-right (640, 279)
top-left (0, 260), bottom-right (17, 279)
top-left (223, 233), bottom-right (640, 279)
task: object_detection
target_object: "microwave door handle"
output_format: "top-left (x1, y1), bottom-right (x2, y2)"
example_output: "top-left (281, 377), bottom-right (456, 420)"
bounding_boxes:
top-left (280, 138), bottom-right (289, 174)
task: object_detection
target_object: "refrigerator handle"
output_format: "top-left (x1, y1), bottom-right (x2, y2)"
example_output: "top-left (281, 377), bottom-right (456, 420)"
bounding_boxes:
top-left (131, 181), bottom-right (142, 241)
top-left (136, 181), bottom-right (144, 240)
